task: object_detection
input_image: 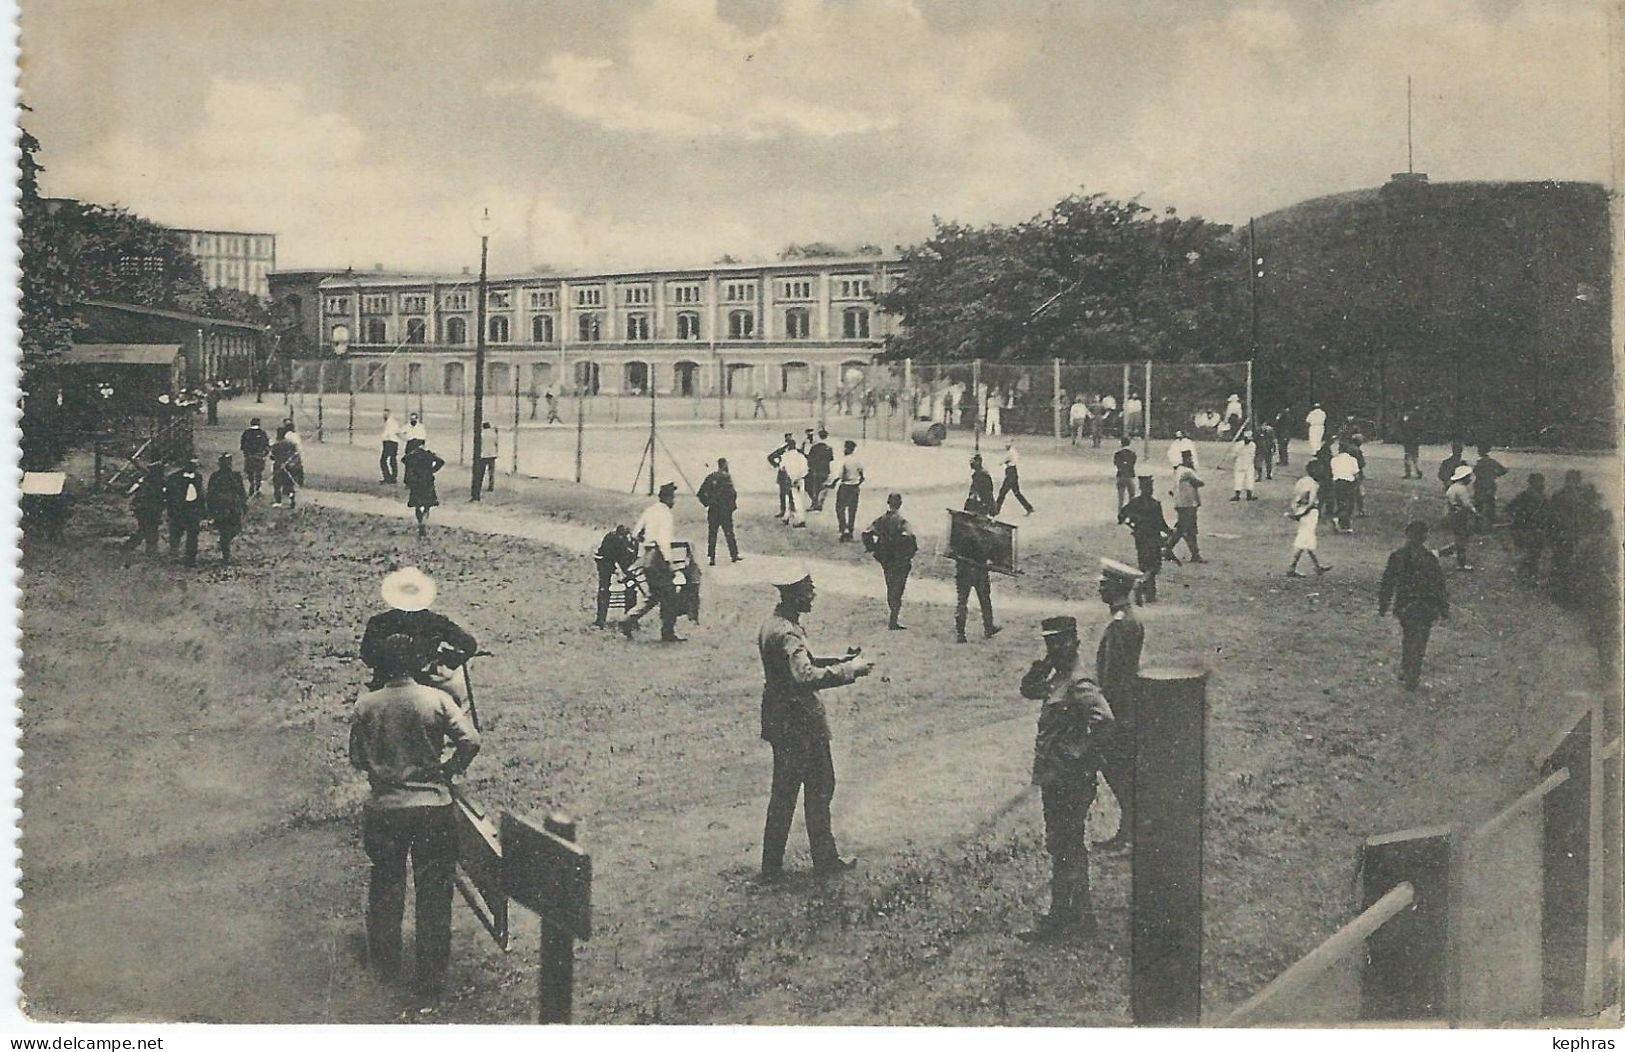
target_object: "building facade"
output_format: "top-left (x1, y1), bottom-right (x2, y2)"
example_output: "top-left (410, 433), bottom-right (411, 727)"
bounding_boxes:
top-left (179, 229), bottom-right (277, 298)
top-left (270, 257), bottom-right (904, 399)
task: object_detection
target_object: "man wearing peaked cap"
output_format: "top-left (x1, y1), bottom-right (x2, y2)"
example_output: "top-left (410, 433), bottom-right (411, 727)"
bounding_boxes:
top-left (205, 452), bottom-right (248, 566)
top-left (1093, 558), bottom-right (1145, 854)
top-left (1118, 475), bottom-right (1175, 604)
top-left (1018, 613), bottom-right (1114, 942)
top-left (361, 567), bottom-right (479, 694)
top-left (756, 565), bottom-right (873, 882)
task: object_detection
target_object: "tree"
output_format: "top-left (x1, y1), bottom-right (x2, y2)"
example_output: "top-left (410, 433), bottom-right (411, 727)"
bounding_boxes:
top-left (876, 191), bottom-right (1247, 363)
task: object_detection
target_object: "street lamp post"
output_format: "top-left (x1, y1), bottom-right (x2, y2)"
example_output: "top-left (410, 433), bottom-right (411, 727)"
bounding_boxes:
top-left (470, 205), bottom-right (497, 501)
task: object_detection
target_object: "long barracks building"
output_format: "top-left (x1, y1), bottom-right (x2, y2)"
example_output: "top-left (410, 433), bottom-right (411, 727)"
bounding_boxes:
top-left (269, 256), bottom-right (905, 400)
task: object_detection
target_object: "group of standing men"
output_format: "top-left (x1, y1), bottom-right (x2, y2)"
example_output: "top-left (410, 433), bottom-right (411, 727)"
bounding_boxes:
top-left (766, 429), bottom-right (867, 539)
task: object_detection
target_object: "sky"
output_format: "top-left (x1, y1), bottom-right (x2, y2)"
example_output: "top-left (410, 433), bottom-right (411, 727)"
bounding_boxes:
top-left (18, 0), bottom-right (1616, 276)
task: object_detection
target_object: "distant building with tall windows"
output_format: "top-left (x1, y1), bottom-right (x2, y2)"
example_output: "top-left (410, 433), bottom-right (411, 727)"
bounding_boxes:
top-left (178, 229), bottom-right (277, 298)
top-left (268, 256), bottom-right (904, 398)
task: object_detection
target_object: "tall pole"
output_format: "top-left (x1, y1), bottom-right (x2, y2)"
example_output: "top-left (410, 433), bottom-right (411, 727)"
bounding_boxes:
top-left (1121, 362), bottom-right (1130, 446)
top-left (648, 372), bottom-right (656, 497)
top-left (1406, 74), bottom-right (1414, 175)
top-left (574, 383), bottom-right (584, 484)
top-left (470, 234), bottom-right (489, 501)
top-left (1143, 360), bottom-right (1153, 458)
top-left (716, 347), bottom-right (725, 429)
top-left (1052, 357), bottom-right (1062, 449)
top-left (1245, 360), bottom-right (1254, 435)
top-left (512, 369), bottom-right (520, 475)
top-left (971, 359), bottom-right (981, 453)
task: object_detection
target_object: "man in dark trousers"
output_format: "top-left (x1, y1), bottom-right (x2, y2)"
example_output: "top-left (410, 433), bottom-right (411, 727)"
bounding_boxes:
top-left (239, 417), bottom-right (270, 496)
top-left (1545, 469), bottom-right (1587, 599)
top-left (1254, 420), bottom-right (1276, 481)
top-left (1092, 560), bottom-right (1145, 852)
top-left (805, 430), bottom-right (835, 512)
top-left (767, 433), bottom-right (796, 519)
top-left (1273, 407), bottom-right (1293, 466)
top-left (1505, 472), bottom-right (1549, 580)
top-left (1437, 441), bottom-right (1467, 491)
top-left (1396, 410), bottom-right (1421, 479)
top-left (863, 493), bottom-right (918, 630)
top-left (1164, 449), bottom-right (1205, 563)
top-left (696, 458), bottom-right (741, 566)
top-left (1119, 475), bottom-right (1175, 604)
top-left (476, 421), bottom-right (498, 493)
top-left (593, 524), bottom-right (639, 628)
top-left (1472, 443), bottom-right (1507, 526)
top-left (348, 632), bottom-right (480, 1001)
top-left (955, 457), bottom-right (1001, 643)
top-left (757, 567), bottom-right (873, 882)
top-left (1113, 436), bottom-right (1137, 511)
top-left (361, 568), bottom-right (480, 693)
top-left (1017, 615), bottom-right (1114, 943)
top-left (126, 461), bottom-right (168, 555)
top-left (206, 453), bottom-right (248, 566)
top-left (164, 457), bottom-right (208, 567)
top-left (832, 440), bottom-right (865, 541)
top-left (1378, 521), bottom-right (1449, 691)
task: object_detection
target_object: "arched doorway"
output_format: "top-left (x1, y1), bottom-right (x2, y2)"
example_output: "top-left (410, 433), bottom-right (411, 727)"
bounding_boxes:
top-left (623, 360), bottom-right (649, 395)
top-left (781, 361), bottom-right (811, 397)
top-left (726, 363), bottom-right (755, 395)
top-left (574, 360), bottom-right (601, 395)
top-left (443, 361), bottom-right (466, 394)
top-left (674, 361), bottom-right (700, 396)
top-left (488, 361), bottom-right (511, 393)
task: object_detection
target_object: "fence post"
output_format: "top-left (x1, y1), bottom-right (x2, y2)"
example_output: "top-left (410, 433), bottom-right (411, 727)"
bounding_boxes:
top-left (1143, 361), bottom-right (1153, 456)
top-left (904, 358), bottom-right (912, 408)
top-left (1121, 363), bottom-right (1130, 444)
top-left (575, 387), bottom-right (585, 485)
top-left (1131, 666), bottom-right (1207, 1026)
top-left (458, 386), bottom-right (466, 465)
top-left (1359, 824), bottom-right (1454, 1020)
top-left (348, 390), bottom-right (355, 445)
top-left (1245, 360), bottom-right (1255, 438)
top-left (717, 353), bottom-right (725, 430)
top-left (537, 814), bottom-right (579, 1024)
top-left (316, 363), bottom-right (325, 443)
top-left (1540, 703), bottom-right (1598, 1016)
top-left (971, 359), bottom-right (981, 453)
top-left (512, 370), bottom-right (520, 475)
top-left (1052, 358), bottom-right (1062, 449)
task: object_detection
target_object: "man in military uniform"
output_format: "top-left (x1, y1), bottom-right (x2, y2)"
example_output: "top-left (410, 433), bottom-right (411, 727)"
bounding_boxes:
top-left (696, 458), bottom-right (741, 566)
top-left (164, 456), bottom-right (208, 568)
top-left (1378, 521), bottom-right (1450, 691)
top-left (205, 453), bottom-right (248, 566)
top-left (758, 566), bottom-right (874, 882)
top-left (360, 567), bottom-right (479, 697)
top-left (1092, 560), bottom-right (1145, 852)
top-left (949, 454), bottom-right (1001, 642)
top-left (1018, 616), bottom-right (1114, 942)
top-left (1118, 476), bottom-right (1175, 604)
top-left (593, 524), bottom-right (639, 628)
top-left (862, 493), bottom-right (918, 630)
top-left (239, 417), bottom-right (270, 496)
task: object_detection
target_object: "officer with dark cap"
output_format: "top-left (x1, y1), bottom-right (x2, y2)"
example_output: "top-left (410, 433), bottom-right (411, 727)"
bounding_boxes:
top-left (205, 452), bottom-right (248, 566)
top-left (592, 524), bottom-right (638, 628)
top-left (757, 564), bottom-right (874, 882)
top-left (953, 455), bottom-right (1002, 643)
top-left (164, 456), bottom-right (208, 567)
top-left (1118, 475), bottom-right (1176, 604)
top-left (862, 493), bottom-right (918, 630)
top-left (1093, 559), bottom-right (1145, 852)
top-left (1018, 615), bottom-right (1114, 942)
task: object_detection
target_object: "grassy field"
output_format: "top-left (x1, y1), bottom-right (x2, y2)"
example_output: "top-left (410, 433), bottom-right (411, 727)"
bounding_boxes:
top-left (16, 419), bottom-right (1618, 1024)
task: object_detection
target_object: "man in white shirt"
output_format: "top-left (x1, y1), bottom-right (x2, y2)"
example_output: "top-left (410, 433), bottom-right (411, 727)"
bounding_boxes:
top-left (779, 445), bottom-right (808, 528)
top-left (1329, 444), bottom-right (1360, 533)
top-left (405, 412), bottom-right (429, 446)
top-left (1124, 393), bottom-right (1144, 438)
top-left (380, 412), bottom-right (402, 483)
top-left (622, 481), bottom-right (685, 642)
top-left (1305, 404), bottom-right (1327, 452)
top-left (832, 440), bottom-right (865, 541)
top-left (1068, 397), bottom-right (1092, 446)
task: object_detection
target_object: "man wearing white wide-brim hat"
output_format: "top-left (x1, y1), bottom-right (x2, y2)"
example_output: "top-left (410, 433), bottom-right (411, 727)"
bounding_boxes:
top-left (1435, 464), bottom-right (1481, 570)
top-left (360, 567), bottom-right (479, 694)
top-left (756, 564), bottom-right (873, 883)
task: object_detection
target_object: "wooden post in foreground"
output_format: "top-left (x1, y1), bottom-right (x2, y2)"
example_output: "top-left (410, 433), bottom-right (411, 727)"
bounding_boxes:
top-left (1131, 666), bottom-right (1207, 1025)
top-left (1540, 705), bottom-right (1596, 1016)
top-left (499, 810), bottom-right (593, 1024)
top-left (1359, 824), bottom-right (1453, 1020)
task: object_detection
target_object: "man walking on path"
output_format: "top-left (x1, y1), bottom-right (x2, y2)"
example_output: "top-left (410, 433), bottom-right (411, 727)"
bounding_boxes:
top-left (863, 493), bottom-right (918, 630)
top-left (1505, 473), bottom-right (1549, 580)
top-left (126, 461), bottom-right (167, 555)
top-left (1093, 560), bottom-right (1144, 853)
top-left (1119, 476), bottom-right (1175, 604)
top-left (1164, 451), bottom-right (1205, 563)
top-left (380, 412), bottom-right (402, 483)
top-left (1017, 616), bottom-right (1114, 943)
top-left (206, 453), bottom-right (248, 566)
top-left (1396, 411), bottom-right (1422, 479)
top-left (832, 440), bottom-right (865, 541)
top-left (545, 386), bottom-right (563, 425)
top-left (165, 457), bottom-right (208, 567)
top-left (1472, 444), bottom-right (1508, 527)
top-left (1305, 403), bottom-right (1327, 453)
top-left (348, 632), bottom-right (480, 1002)
top-left (757, 567), bottom-right (873, 883)
top-left (1113, 437), bottom-right (1137, 511)
top-left (240, 417), bottom-right (270, 496)
top-left (966, 453), bottom-right (997, 515)
top-left (697, 459), bottom-right (742, 566)
top-left (1329, 442), bottom-right (1360, 532)
top-left (954, 459), bottom-right (1002, 642)
top-left (995, 441), bottom-right (1034, 516)
top-left (1286, 463), bottom-right (1332, 578)
top-left (1436, 465), bottom-right (1480, 570)
top-left (1378, 521), bottom-right (1450, 691)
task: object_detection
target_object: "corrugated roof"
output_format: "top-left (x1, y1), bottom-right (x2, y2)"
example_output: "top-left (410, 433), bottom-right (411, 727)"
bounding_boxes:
top-left (61, 343), bottom-right (184, 366)
top-left (79, 300), bottom-right (268, 332)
